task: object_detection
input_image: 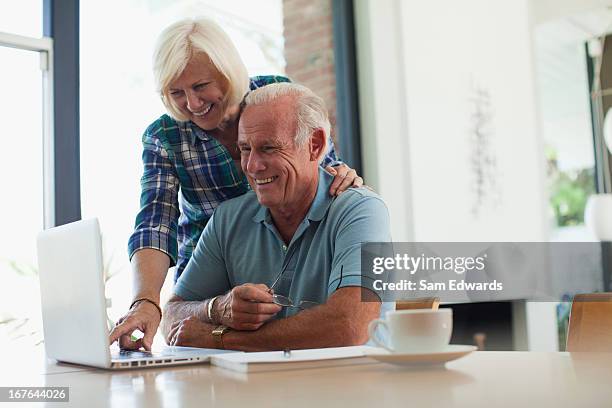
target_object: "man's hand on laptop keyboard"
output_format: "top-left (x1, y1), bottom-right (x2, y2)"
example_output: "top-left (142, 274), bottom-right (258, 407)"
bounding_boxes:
top-left (109, 300), bottom-right (161, 351)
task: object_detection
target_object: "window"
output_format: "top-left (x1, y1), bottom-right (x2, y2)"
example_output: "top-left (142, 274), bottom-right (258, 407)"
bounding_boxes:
top-left (532, 8), bottom-right (608, 350)
top-left (534, 13), bottom-right (598, 238)
top-left (0, 0), bottom-right (42, 38)
top-left (0, 2), bottom-right (50, 348)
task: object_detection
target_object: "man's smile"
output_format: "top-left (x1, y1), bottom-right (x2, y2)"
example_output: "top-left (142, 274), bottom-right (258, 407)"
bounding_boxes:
top-left (254, 176), bottom-right (278, 185)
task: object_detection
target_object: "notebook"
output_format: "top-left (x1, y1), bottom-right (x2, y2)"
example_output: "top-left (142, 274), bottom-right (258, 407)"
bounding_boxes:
top-left (210, 345), bottom-right (379, 373)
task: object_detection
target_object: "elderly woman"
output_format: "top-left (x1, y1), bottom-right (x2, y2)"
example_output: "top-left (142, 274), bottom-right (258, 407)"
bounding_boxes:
top-left (109, 17), bottom-right (363, 350)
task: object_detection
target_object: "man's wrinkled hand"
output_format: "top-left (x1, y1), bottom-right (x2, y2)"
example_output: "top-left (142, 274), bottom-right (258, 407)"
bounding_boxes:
top-left (167, 316), bottom-right (212, 348)
top-left (214, 283), bottom-right (282, 330)
top-left (108, 301), bottom-right (160, 351)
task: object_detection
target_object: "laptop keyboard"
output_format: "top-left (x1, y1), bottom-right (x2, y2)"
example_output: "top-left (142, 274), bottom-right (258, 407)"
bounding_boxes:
top-left (115, 349), bottom-right (155, 359)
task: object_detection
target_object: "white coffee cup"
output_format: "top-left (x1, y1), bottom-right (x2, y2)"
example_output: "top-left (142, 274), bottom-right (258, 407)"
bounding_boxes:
top-left (368, 309), bottom-right (452, 353)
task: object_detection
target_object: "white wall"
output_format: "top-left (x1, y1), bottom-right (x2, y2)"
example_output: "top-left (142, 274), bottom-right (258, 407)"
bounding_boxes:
top-left (402, 0), bottom-right (548, 242)
top-left (355, 0), bottom-right (548, 243)
top-left (354, 0), bottom-right (557, 350)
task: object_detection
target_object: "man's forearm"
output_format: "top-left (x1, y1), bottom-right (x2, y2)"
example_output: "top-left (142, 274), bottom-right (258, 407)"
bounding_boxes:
top-left (131, 248), bottom-right (171, 304)
top-left (161, 298), bottom-right (209, 338)
top-left (223, 288), bottom-right (380, 351)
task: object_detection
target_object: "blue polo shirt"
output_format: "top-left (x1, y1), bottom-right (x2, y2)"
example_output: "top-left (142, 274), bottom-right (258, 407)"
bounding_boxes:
top-left (175, 168), bottom-right (392, 320)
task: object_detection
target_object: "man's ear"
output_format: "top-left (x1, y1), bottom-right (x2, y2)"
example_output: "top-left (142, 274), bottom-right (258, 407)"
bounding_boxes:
top-left (309, 128), bottom-right (327, 162)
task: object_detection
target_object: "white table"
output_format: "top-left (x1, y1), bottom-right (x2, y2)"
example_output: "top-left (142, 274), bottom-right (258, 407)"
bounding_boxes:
top-left (2, 348), bottom-right (611, 407)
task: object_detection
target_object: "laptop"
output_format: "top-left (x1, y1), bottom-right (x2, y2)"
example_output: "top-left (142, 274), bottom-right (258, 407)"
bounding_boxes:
top-left (36, 218), bottom-right (235, 369)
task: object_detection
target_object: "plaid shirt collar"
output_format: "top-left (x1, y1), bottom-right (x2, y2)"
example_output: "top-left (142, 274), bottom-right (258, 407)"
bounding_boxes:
top-left (182, 120), bottom-right (212, 145)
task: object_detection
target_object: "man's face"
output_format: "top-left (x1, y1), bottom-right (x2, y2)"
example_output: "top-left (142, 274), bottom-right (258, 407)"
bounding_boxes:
top-left (238, 97), bottom-right (317, 210)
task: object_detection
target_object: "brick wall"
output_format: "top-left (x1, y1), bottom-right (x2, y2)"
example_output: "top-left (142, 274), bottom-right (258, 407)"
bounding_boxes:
top-left (283, 0), bottom-right (338, 144)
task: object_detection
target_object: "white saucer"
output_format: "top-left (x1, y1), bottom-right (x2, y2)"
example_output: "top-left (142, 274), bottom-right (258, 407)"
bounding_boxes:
top-left (365, 345), bottom-right (477, 367)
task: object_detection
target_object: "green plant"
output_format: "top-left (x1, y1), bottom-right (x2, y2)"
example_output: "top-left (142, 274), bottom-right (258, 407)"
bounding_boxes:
top-left (546, 147), bottom-right (596, 227)
top-left (5, 260), bottom-right (38, 277)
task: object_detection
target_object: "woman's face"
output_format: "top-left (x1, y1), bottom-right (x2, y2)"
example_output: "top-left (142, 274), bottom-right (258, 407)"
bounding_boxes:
top-left (168, 53), bottom-right (229, 130)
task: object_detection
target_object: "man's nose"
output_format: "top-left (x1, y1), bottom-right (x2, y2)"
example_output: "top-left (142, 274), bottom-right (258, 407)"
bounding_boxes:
top-left (186, 90), bottom-right (203, 112)
top-left (246, 151), bottom-right (266, 174)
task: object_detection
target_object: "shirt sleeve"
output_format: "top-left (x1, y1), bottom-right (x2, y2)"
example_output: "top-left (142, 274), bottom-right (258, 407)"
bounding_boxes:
top-left (320, 136), bottom-right (343, 168)
top-left (127, 124), bottom-right (180, 265)
top-left (326, 194), bottom-right (391, 298)
top-left (174, 211), bottom-right (231, 301)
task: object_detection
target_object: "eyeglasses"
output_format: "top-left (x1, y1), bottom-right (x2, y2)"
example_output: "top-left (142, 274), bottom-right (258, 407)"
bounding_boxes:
top-left (272, 296), bottom-right (319, 310)
top-left (269, 255), bottom-right (344, 310)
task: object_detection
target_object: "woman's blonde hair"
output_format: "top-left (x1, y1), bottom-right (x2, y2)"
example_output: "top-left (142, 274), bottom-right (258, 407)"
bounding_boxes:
top-left (153, 17), bottom-right (250, 122)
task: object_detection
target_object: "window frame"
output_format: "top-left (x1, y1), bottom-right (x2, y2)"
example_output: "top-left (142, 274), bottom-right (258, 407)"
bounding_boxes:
top-left (0, 30), bottom-right (55, 228)
top-left (44, 0), bottom-right (81, 227)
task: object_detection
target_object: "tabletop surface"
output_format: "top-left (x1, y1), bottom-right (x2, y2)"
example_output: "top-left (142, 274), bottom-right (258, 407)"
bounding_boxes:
top-left (1, 347), bottom-right (611, 408)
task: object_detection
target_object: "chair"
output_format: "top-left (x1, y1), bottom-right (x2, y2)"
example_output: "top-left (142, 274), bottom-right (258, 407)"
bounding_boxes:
top-left (566, 293), bottom-right (612, 352)
top-left (395, 297), bottom-right (440, 311)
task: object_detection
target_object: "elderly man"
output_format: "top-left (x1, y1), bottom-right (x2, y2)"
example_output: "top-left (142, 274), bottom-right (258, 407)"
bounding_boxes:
top-left (161, 83), bottom-right (391, 351)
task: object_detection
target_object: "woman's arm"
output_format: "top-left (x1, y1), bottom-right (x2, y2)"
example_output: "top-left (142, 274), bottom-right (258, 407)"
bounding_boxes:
top-left (109, 249), bottom-right (170, 350)
top-left (110, 119), bottom-right (181, 350)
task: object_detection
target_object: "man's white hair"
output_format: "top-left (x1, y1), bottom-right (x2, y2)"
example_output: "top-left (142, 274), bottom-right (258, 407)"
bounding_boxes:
top-left (243, 83), bottom-right (331, 154)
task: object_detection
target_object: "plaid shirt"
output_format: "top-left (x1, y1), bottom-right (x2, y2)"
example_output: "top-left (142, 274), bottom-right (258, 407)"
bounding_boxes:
top-left (128, 75), bottom-right (342, 280)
